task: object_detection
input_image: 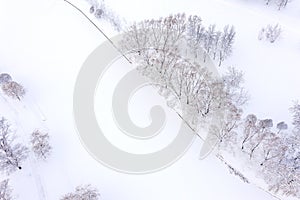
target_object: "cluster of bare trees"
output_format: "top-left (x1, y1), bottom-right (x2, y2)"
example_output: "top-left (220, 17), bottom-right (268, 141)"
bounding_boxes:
top-left (121, 13), bottom-right (242, 144)
top-left (121, 13), bottom-right (186, 59)
top-left (0, 118), bottom-right (27, 199)
top-left (61, 185), bottom-right (101, 200)
top-left (122, 15), bottom-right (245, 145)
top-left (0, 71), bottom-right (53, 199)
top-left (258, 24), bottom-right (282, 43)
top-left (121, 13), bottom-right (236, 67)
top-left (264, 0), bottom-right (291, 10)
top-left (0, 117), bottom-right (52, 199)
top-left (0, 118), bottom-right (52, 172)
top-left (121, 13), bottom-right (247, 153)
top-left (187, 15), bottom-right (236, 66)
top-left (0, 118), bottom-right (28, 174)
top-left (0, 73), bottom-right (26, 101)
top-left (121, 13), bottom-right (299, 198)
top-left (224, 102), bottom-right (300, 198)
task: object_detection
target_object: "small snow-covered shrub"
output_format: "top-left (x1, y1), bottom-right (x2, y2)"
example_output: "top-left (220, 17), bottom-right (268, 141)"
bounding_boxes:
top-left (258, 24), bottom-right (281, 43)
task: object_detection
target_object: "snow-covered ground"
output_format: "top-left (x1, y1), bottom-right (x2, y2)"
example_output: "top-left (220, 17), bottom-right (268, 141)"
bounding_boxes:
top-left (0, 0), bottom-right (299, 199)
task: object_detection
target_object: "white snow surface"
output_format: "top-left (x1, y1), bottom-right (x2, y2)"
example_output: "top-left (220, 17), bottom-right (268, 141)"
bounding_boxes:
top-left (0, 0), bottom-right (299, 199)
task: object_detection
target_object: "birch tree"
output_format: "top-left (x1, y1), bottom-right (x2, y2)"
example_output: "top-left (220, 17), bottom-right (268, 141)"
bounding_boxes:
top-left (203, 24), bottom-right (216, 62)
top-left (186, 15), bottom-right (205, 59)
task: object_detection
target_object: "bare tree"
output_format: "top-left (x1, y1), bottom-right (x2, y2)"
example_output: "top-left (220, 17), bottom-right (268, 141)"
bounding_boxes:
top-left (218, 25), bottom-right (235, 66)
top-left (0, 74), bottom-right (12, 85)
top-left (211, 31), bottom-right (222, 60)
top-left (0, 118), bottom-right (28, 174)
top-left (203, 24), bottom-right (216, 62)
top-left (0, 179), bottom-right (13, 200)
top-left (122, 13), bottom-right (235, 68)
top-left (31, 130), bottom-right (51, 160)
top-left (61, 185), bottom-right (100, 200)
top-left (1, 82), bottom-right (25, 101)
top-left (222, 67), bottom-right (248, 108)
top-left (186, 15), bottom-right (205, 59)
top-left (209, 103), bottom-right (242, 148)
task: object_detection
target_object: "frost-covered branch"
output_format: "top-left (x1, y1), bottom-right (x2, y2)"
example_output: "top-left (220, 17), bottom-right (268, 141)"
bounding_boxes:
top-left (0, 179), bottom-right (13, 200)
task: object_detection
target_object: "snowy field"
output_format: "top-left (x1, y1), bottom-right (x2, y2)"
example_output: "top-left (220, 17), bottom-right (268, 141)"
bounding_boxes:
top-left (0, 0), bottom-right (299, 199)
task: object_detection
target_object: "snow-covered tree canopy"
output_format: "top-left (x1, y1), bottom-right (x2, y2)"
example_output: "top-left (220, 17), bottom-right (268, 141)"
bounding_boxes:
top-left (1, 81), bottom-right (26, 101)
top-left (0, 118), bottom-right (28, 174)
top-left (61, 185), bottom-right (100, 200)
top-left (31, 130), bottom-right (52, 160)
